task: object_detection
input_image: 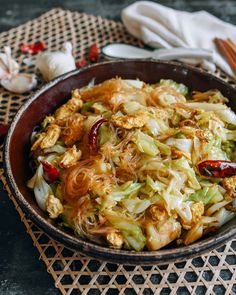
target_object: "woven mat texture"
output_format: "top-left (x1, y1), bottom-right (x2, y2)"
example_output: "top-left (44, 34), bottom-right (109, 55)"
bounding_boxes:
top-left (0, 8), bottom-right (236, 295)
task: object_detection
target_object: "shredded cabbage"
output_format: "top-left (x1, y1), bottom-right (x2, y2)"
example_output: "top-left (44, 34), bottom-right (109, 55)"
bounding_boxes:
top-left (28, 77), bottom-right (236, 252)
top-left (109, 182), bottom-right (143, 201)
top-left (159, 79), bottom-right (188, 96)
top-left (122, 198), bottom-right (151, 214)
top-left (132, 130), bottom-right (159, 156)
top-left (166, 138), bottom-right (192, 154)
top-left (104, 211), bottom-right (146, 251)
top-left (32, 164), bottom-right (52, 211)
top-left (189, 185), bottom-right (223, 205)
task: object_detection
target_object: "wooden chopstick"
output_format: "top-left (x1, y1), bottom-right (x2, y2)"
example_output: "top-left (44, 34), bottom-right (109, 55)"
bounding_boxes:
top-left (214, 37), bottom-right (236, 73)
top-left (226, 38), bottom-right (236, 52)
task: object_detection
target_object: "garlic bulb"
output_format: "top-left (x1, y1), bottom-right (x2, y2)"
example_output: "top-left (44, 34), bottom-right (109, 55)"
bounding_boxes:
top-left (1, 73), bottom-right (37, 94)
top-left (36, 42), bottom-right (76, 81)
top-left (0, 46), bottom-right (37, 93)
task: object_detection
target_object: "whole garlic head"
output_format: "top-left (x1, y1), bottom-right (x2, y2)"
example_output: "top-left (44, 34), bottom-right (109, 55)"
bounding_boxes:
top-left (36, 42), bottom-right (76, 81)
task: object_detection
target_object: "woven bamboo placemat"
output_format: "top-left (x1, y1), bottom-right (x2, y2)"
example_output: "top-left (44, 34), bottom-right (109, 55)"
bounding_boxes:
top-left (0, 8), bottom-right (236, 295)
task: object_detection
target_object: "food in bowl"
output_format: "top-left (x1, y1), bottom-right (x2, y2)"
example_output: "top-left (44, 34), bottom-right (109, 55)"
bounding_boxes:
top-left (28, 77), bottom-right (236, 251)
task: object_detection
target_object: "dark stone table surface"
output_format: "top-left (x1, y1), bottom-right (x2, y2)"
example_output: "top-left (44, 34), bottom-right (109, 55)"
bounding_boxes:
top-left (0, 1), bottom-right (235, 294)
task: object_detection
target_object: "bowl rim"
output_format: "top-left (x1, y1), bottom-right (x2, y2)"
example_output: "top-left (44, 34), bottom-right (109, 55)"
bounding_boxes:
top-left (3, 59), bottom-right (236, 265)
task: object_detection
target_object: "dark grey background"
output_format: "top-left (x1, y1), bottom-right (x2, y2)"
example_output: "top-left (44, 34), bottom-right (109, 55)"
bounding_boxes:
top-left (0, 1), bottom-right (235, 294)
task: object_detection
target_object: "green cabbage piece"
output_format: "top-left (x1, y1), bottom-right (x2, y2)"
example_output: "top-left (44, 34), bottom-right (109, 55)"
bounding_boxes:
top-left (216, 109), bottom-right (236, 125)
top-left (221, 140), bottom-right (235, 159)
top-left (44, 144), bottom-right (67, 154)
top-left (146, 175), bottom-right (165, 192)
top-left (225, 130), bottom-right (236, 141)
top-left (172, 158), bottom-right (200, 190)
top-left (123, 101), bottom-right (142, 114)
top-left (146, 217), bottom-right (181, 250)
top-left (204, 145), bottom-right (229, 161)
top-left (189, 185), bottom-right (220, 205)
top-left (124, 79), bottom-right (144, 89)
top-left (146, 118), bottom-right (169, 136)
top-left (81, 101), bottom-right (94, 114)
top-left (109, 182), bottom-right (143, 201)
top-left (122, 198), bottom-right (151, 214)
top-left (104, 210), bottom-right (146, 251)
top-left (133, 130), bottom-right (159, 156)
top-left (41, 116), bottom-right (53, 129)
top-left (29, 164), bottom-right (53, 211)
top-left (99, 124), bottom-right (114, 145)
top-left (92, 102), bottom-right (109, 114)
top-left (186, 102), bottom-right (227, 111)
top-left (155, 140), bottom-right (171, 156)
top-left (159, 79), bottom-right (188, 96)
top-left (166, 138), bottom-right (192, 154)
top-left (213, 208), bottom-right (236, 227)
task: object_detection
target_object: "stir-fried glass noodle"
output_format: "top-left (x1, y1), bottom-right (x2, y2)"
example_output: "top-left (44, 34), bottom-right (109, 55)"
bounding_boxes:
top-left (28, 78), bottom-right (236, 251)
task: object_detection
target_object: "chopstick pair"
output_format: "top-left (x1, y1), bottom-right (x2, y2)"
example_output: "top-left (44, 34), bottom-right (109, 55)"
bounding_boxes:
top-left (214, 38), bottom-right (236, 73)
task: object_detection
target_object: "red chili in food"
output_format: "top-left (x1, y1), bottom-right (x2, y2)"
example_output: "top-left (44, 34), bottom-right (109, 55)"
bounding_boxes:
top-left (76, 59), bottom-right (87, 68)
top-left (88, 118), bottom-right (108, 152)
top-left (20, 41), bottom-right (46, 54)
top-left (88, 43), bottom-right (100, 62)
top-left (41, 161), bottom-right (59, 183)
top-left (0, 124), bottom-right (9, 144)
top-left (198, 160), bottom-right (236, 178)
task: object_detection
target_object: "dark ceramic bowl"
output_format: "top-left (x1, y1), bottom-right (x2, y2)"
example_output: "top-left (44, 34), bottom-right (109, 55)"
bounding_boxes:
top-left (4, 60), bottom-right (236, 265)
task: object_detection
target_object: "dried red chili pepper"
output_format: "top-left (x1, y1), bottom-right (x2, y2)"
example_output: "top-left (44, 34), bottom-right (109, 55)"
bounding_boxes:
top-left (88, 118), bottom-right (108, 152)
top-left (76, 59), bottom-right (87, 69)
top-left (20, 41), bottom-right (46, 54)
top-left (198, 160), bottom-right (236, 178)
top-left (41, 161), bottom-right (59, 183)
top-left (88, 43), bottom-right (100, 62)
top-left (0, 124), bottom-right (9, 144)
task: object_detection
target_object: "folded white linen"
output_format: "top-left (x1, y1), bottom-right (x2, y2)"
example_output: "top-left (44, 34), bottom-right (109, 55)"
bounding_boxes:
top-left (122, 1), bottom-right (236, 78)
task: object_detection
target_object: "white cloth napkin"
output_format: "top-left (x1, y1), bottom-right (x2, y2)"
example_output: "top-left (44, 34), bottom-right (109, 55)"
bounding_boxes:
top-left (122, 1), bottom-right (236, 78)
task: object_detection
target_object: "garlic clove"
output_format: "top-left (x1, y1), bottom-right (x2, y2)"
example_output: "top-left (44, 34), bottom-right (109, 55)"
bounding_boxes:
top-left (0, 46), bottom-right (19, 79)
top-left (36, 42), bottom-right (76, 81)
top-left (0, 62), bottom-right (9, 80)
top-left (1, 73), bottom-right (37, 94)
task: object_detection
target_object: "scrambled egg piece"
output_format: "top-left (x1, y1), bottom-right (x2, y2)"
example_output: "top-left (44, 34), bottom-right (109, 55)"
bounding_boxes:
top-left (147, 106), bottom-right (169, 121)
top-left (55, 90), bottom-right (83, 120)
top-left (46, 194), bottom-right (64, 219)
top-left (106, 231), bottom-right (124, 249)
top-left (111, 111), bottom-right (148, 129)
top-left (171, 147), bottom-right (191, 160)
top-left (69, 89), bottom-right (83, 111)
top-left (222, 175), bottom-right (236, 198)
top-left (191, 201), bottom-right (204, 224)
top-left (148, 205), bottom-right (168, 223)
top-left (80, 78), bottom-right (127, 102)
top-left (151, 86), bottom-right (186, 107)
top-left (61, 113), bottom-right (84, 146)
top-left (31, 124), bottom-right (61, 150)
top-left (58, 145), bottom-right (82, 168)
